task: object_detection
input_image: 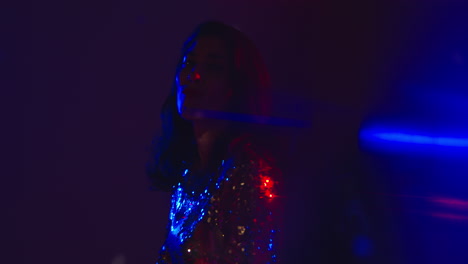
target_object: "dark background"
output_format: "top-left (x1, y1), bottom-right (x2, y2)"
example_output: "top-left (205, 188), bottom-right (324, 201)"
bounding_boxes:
top-left (3, 0), bottom-right (468, 263)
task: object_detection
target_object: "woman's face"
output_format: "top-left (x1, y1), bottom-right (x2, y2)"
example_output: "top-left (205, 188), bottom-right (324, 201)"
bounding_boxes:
top-left (176, 36), bottom-right (233, 120)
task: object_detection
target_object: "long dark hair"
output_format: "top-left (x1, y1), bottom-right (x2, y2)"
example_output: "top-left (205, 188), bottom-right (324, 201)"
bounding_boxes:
top-left (146, 21), bottom-right (271, 191)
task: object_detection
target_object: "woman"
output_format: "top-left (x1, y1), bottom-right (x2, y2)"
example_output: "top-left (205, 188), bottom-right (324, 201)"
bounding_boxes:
top-left (147, 21), bottom-right (283, 264)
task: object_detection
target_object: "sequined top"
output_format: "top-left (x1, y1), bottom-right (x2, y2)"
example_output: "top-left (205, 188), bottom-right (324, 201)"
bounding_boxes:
top-left (156, 136), bottom-right (282, 264)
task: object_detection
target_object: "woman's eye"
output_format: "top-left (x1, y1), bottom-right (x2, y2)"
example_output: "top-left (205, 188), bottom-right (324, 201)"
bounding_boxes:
top-left (182, 60), bottom-right (195, 67)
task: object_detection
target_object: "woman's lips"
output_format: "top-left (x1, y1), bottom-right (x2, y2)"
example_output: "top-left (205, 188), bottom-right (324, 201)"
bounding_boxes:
top-left (182, 88), bottom-right (203, 97)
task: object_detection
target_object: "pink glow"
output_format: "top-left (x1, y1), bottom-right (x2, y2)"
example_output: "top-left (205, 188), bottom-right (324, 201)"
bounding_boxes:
top-left (430, 197), bottom-right (468, 210)
top-left (429, 212), bottom-right (468, 221)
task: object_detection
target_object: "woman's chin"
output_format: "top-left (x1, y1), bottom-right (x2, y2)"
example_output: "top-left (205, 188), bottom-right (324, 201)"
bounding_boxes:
top-left (179, 107), bottom-right (206, 121)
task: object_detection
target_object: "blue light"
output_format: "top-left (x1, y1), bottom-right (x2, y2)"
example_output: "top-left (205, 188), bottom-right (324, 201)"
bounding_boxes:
top-left (373, 132), bottom-right (468, 147)
top-left (352, 235), bottom-right (373, 257)
top-left (174, 108), bottom-right (310, 127)
top-left (268, 237), bottom-right (273, 251)
top-left (359, 126), bottom-right (468, 157)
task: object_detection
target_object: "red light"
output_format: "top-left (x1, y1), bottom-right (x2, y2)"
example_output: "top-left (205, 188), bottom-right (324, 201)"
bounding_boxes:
top-left (259, 175), bottom-right (275, 199)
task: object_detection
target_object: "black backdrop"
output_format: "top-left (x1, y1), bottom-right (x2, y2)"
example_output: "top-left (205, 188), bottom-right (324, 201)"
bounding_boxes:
top-left (3, 0), bottom-right (468, 263)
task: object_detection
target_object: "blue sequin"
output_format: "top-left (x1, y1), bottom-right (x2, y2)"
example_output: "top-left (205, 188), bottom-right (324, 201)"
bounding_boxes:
top-left (156, 147), bottom-right (280, 263)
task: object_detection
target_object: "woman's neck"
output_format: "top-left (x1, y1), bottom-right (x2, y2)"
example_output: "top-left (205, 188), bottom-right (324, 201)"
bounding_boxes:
top-left (192, 119), bottom-right (229, 171)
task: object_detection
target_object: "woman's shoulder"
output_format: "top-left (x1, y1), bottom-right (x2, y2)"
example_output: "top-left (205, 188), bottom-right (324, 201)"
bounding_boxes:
top-left (225, 133), bottom-right (282, 181)
top-left (224, 133), bottom-right (283, 200)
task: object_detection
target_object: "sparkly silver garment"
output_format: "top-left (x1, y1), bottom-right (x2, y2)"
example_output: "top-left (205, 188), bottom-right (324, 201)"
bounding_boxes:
top-left (156, 139), bottom-right (282, 264)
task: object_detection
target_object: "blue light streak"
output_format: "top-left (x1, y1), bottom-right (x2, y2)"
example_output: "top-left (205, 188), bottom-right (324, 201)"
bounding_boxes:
top-left (178, 109), bottom-right (310, 127)
top-left (373, 133), bottom-right (468, 147)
